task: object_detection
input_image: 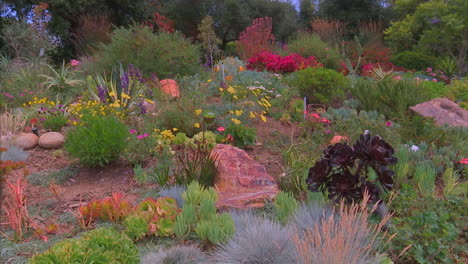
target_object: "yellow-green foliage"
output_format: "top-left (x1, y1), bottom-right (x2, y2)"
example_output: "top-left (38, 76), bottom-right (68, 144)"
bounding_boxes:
top-left (274, 191), bottom-right (299, 225)
top-left (174, 181), bottom-right (235, 244)
top-left (28, 227), bottom-right (139, 264)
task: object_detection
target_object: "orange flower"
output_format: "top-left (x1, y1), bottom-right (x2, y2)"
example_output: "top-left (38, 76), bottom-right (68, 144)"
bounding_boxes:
top-left (225, 75), bottom-right (233, 81)
top-left (238, 66), bottom-right (246, 71)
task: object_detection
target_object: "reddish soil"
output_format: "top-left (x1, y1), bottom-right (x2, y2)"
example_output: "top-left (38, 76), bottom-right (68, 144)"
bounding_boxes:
top-left (0, 117), bottom-right (300, 238)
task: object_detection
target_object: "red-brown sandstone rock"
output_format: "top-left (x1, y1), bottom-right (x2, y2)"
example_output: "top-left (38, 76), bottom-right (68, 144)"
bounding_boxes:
top-left (211, 144), bottom-right (279, 209)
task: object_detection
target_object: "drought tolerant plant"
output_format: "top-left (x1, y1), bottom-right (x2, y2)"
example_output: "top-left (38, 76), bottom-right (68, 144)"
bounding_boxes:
top-left (174, 182), bottom-right (235, 245)
top-left (286, 31), bottom-right (342, 69)
top-left (310, 18), bottom-right (347, 50)
top-left (287, 67), bottom-right (350, 104)
top-left (65, 114), bottom-right (129, 167)
top-left (391, 51), bottom-right (438, 71)
top-left (141, 245), bottom-right (209, 264)
top-left (70, 14), bottom-right (112, 56)
top-left (0, 110), bottom-right (26, 137)
top-left (197, 15), bottom-right (221, 69)
top-left (351, 78), bottom-right (431, 118)
top-left (224, 124), bottom-right (256, 147)
top-left (306, 131), bottom-right (397, 218)
top-left (290, 201), bottom-right (333, 236)
top-left (92, 25), bottom-right (201, 79)
top-left (159, 184), bottom-right (187, 207)
top-left (40, 62), bottom-right (84, 95)
top-left (212, 216), bottom-right (296, 263)
top-left (28, 227), bottom-right (139, 264)
top-left (86, 64), bottom-right (147, 114)
top-left (42, 116), bottom-right (68, 132)
top-left (246, 52), bottom-right (322, 74)
top-left (0, 175), bottom-right (31, 242)
top-left (236, 17), bottom-right (275, 60)
top-left (274, 191), bottom-right (299, 225)
top-left (292, 194), bottom-right (392, 264)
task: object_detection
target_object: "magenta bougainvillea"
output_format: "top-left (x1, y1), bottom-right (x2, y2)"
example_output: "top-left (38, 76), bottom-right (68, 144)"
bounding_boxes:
top-left (247, 52), bottom-right (322, 74)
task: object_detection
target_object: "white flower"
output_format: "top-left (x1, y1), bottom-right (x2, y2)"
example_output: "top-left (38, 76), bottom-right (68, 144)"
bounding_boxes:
top-left (410, 145), bottom-right (420, 152)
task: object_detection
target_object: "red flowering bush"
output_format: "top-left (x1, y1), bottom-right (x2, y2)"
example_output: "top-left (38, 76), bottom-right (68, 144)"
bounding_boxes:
top-left (247, 52), bottom-right (322, 74)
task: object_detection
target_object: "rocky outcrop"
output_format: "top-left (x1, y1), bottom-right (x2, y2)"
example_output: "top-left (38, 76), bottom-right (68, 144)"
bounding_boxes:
top-left (211, 144), bottom-right (279, 209)
top-left (410, 98), bottom-right (468, 127)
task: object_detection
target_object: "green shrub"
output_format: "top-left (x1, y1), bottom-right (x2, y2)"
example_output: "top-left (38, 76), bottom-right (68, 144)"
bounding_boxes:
top-left (351, 79), bottom-right (431, 118)
top-left (421, 80), bottom-right (446, 98)
top-left (287, 67), bottom-right (350, 104)
top-left (274, 191), bottom-right (299, 225)
top-left (92, 25), bottom-right (201, 78)
top-left (391, 51), bottom-right (438, 70)
top-left (65, 115), bottom-right (129, 167)
top-left (286, 32), bottom-right (341, 69)
top-left (444, 79), bottom-right (468, 103)
top-left (42, 116), bottom-right (68, 132)
top-left (225, 125), bottom-right (256, 147)
top-left (389, 183), bottom-right (466, 263)
top-left (29, 227), bottom-right (139, 264)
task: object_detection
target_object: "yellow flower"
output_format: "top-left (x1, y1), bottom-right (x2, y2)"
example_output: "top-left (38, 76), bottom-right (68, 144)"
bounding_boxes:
top-left (194, 123), bottom-right (201, 128)
top-left (235, 110), bottom-right (243, 116)
top-left (219, 88), bottom-right (224, 92)
top-left (173, 128), bottom-right (178, 131)
top-left (121, 93), bottom-right (131, 99)
top-left (233, 95), bottom-right (239, 100)
top-left (195, 109), bottom-right (202, 116)
top-left (231, 118), bottom-right (241, 125)
top-left (249, 111), bottom-right (256, 119)
top-left (144, 99), bottom-right (154, 104)
top-left (109, 92), bottom-right (116, 97)
top-left (227, 86), bottom-right (236, 94)
top-left (207, 79), bottom-right (212, 83)
top-left (260, 115), bottom-right (267, 122)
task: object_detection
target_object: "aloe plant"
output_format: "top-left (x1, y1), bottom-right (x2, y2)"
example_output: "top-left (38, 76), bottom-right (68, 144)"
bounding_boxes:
top-left (41, 61), bottom-right (84, 93)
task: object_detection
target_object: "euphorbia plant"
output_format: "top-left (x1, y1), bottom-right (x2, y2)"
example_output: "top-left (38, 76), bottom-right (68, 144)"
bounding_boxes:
top-left (306, 131), bottom-right (397, 217)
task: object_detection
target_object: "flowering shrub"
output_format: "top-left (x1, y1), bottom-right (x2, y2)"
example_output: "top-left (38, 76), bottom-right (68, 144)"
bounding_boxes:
top-left (423, 67), bottom-right (450, 84)
top-left (247, 52), bottom-right (322, 74)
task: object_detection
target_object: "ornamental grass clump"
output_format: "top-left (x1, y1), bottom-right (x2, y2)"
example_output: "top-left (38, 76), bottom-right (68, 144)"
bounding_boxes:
top-left (141, 245), bottom-right (209, 264)
top-left (212, 216), bottom-right (296, 264)
top-left (292, 194), bottom-right (392, 264)
top-left (65, 114), bottom-right (129, 167)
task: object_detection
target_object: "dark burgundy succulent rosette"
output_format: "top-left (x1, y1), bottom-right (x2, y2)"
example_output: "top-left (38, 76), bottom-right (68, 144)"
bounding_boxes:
top-left (306, 131), bottom-right (397, 204)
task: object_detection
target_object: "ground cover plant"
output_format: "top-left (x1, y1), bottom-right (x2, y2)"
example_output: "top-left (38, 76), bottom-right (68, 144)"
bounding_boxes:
top-left (1, 2), bottom-right (467, 264)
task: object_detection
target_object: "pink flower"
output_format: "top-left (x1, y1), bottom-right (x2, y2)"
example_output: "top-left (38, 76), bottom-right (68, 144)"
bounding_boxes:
top-left (137, 135), bottom-right (144, 139)
top-left (432, 79), bottom-right (438, 82)
top-left (217, 127), bottom-right (225, 132)
top-left (325, 130), bottom-right (332, 133)
top-left (143, 133), bottom-right (149, 138)
top-left (321, 118), bottom-right (331, 124)
top-left (129, 129), bottom-right (137, 134)
top-left (226, 134), bottom-right (234, 141)
top-left (426, 67), bottom-right (432, 72)
top-left (460, 158), bottom-right (468, 164)
top-left (385, 121), bottom-right (392, 127)
top-left (70, 59), bottom-right (80, 66)
top-left (393, 76), bottom-right (401, 80)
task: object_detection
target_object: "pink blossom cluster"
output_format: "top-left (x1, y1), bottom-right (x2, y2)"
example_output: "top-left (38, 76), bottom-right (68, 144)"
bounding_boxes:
top-left (305, 112), bottom-right (331, 125)
top-left (247, 52), bottom-right (322, 74)
top-left (129, 129), bottom-right (149, 139)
